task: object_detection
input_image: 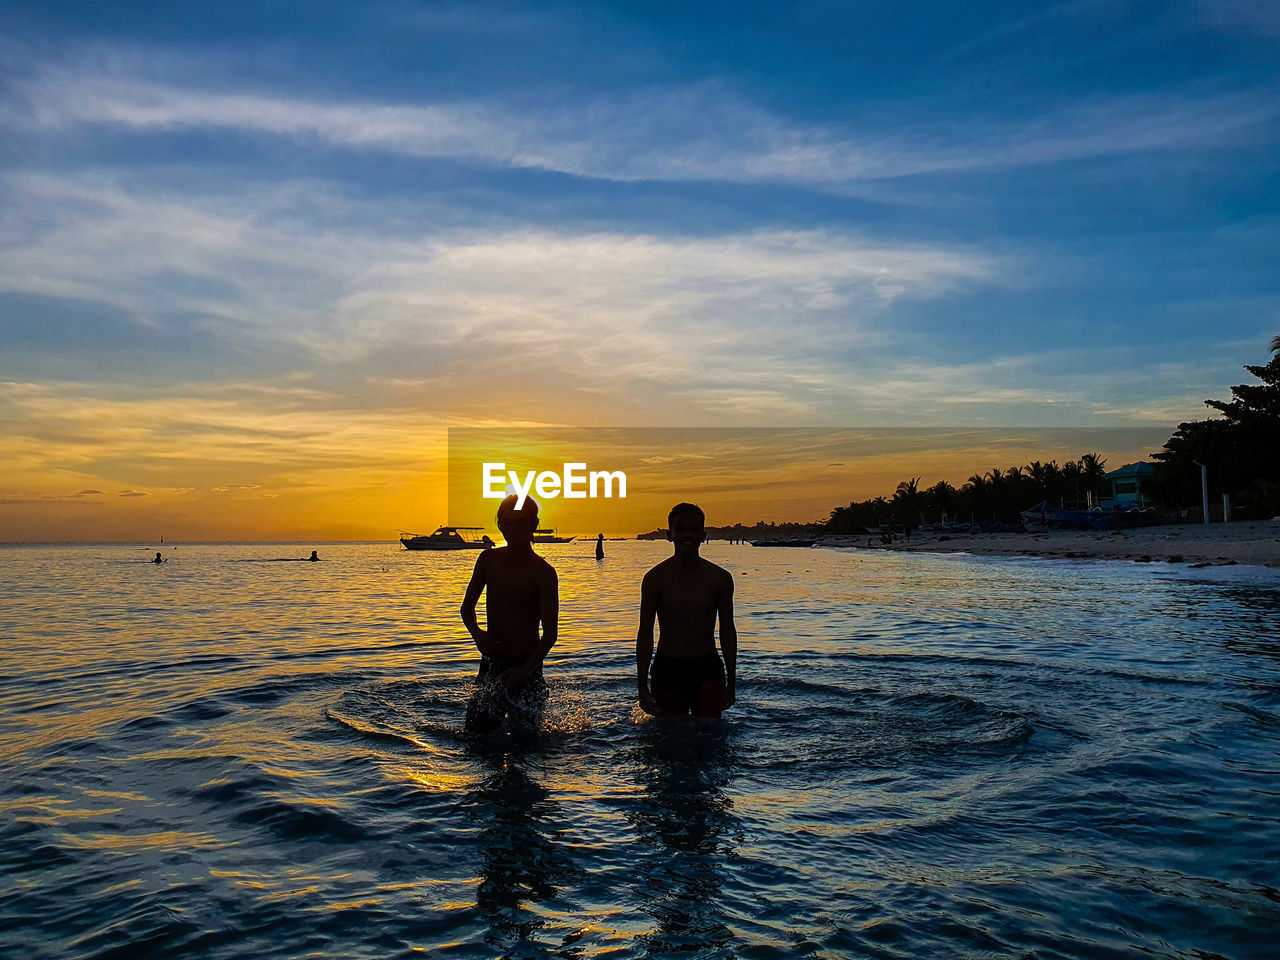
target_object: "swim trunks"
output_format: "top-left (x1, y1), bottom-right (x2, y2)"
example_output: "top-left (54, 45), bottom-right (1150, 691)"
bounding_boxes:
top-left (466, 655), bottom-right (548, 733)
top-left (649, 651), bottom-right (725, 713)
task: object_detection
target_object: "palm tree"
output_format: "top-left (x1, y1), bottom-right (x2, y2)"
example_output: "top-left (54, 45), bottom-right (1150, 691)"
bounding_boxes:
top-left (926, 480), bottom-right (957, 523)
top-left (961, 474), bottom-right (987, 524)
top-left (1061, 460), bottom-right (1083, 507)
top-left (892, 477), bottom-right (924, 532)
top-left (1080, 452), bottom-right (1108, 505)
top-left (870, 496), bottom-right (889, 526)
top-left (1042, 459), bottom-right (1061, 494)
top-left (1026, 460), bottom-right (1049, 493)
top-left (983, 467), bottom-right (1006, 510)
top-left (1271, 334), bottom-right (1280, 354)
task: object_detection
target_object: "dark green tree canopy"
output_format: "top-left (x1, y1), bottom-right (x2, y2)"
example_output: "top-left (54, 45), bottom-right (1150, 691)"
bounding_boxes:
top-left (1152, 350), bottom-right (1280, 516)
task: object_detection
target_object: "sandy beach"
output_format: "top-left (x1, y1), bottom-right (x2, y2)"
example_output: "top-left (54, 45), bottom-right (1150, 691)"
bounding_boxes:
top-left (820, 519), bottom-right (1280, 568)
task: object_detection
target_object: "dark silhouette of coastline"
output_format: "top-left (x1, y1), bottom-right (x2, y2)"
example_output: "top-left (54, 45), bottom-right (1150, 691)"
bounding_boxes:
top-left (634, 346), bottom-right (1280, 535)
top-left (635, 452), bottom-right (1114, 538)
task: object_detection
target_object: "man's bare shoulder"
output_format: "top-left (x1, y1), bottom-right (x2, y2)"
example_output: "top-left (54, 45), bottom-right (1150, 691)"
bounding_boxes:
top-left (642, 556), bottom-right (678, 582)
top-left (701, 560), bottom-right (742, 591)
top-left (476, 546), bottom-right (515, 574)
top-left (536, 555), bottom-right (558, 580)
top-left (699, 556), bottom-right (733, 579)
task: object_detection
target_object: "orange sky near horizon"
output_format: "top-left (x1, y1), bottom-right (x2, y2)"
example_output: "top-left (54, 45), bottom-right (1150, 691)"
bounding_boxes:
top-left (0, 416), bottom-right (1169, 542)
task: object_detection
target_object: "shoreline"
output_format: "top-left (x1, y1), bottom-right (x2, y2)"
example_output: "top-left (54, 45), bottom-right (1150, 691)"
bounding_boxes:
top-left (818, 519), bottom-right (1280, 569)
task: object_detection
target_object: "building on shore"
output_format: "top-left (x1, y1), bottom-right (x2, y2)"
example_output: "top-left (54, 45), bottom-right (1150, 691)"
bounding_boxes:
top-left (1104, 461), bottom-right (1156, 507)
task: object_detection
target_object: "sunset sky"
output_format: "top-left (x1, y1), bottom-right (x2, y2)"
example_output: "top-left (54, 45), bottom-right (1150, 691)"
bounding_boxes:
top-left (1, 2), bottom-right (1277, 540)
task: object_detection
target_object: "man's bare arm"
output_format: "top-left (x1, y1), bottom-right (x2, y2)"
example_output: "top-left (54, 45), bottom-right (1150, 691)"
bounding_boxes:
top-left (460, 552), bottom-right (498, 658)
top-left (636, 571), bottom-right (658, 714)
top-left (500, 564), bottom-right (559, 690)
top-left (718, 571), bottom-right (737, 709)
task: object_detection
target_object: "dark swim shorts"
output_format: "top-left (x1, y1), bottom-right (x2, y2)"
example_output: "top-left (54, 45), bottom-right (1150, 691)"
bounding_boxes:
top-left (465, 655), bottom-right (548, 733)
top-left (650, 651), bottom-right (726, 711)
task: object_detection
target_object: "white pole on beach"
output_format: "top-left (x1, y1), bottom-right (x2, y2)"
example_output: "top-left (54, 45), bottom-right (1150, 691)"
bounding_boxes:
top-left (1195, 461), bottom-right (1209, 523)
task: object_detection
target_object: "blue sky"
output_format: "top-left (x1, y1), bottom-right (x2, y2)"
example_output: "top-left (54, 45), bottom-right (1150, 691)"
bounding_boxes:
top-left (0, 1), bottom-right (1278, 535)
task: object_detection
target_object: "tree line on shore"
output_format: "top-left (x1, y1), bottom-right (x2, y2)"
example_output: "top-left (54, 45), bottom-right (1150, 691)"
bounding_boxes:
top-left (634, 340), bottom-right (1280, 538)
top-left (635, 454), bottom-right (1117, 538)
top-left (826, 343), bottom-right (1280, 531)
top-left (834, 341), bottom-right (1280, 530)
top-left (1149, 341), bottom-right (1280, 519)
top-left (637, 520), bottom-right (818, 542)
top-left (823, 454), bottom-right (1112, 533)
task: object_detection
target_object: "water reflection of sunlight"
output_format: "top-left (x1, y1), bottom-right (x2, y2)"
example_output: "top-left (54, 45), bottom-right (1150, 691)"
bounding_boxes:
top-left (387, 762), bottom-right (475, 795)
top-left (63, 829), bottom-right (222, 851)
top-left (628, 725), bottom-right (740, 953)
top-left (465, 751), bottom-right (574, 951)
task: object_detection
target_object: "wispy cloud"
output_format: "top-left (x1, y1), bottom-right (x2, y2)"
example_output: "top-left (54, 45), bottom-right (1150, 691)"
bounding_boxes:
top-left (0, 172), bottom-right (998, 397)
top-left (933, 0), bottom-right (1122, 65)
top-left (7, 64), bottom-right (1276, 187)
top-left (4, 164), bottom-right (1248, 430)
top-left (1197, 0), bottom-right (1280, 36)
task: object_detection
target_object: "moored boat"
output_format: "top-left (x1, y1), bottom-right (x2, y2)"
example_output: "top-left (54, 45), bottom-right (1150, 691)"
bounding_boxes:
top-left (532, 528), bottom-right (575, 544)
top-left (1088, 505), bottom-right (1162, 530)
top-left (1019, 501), bottom-right (1094, 531)
top-left (400, 527), bottom-right (494, 550)
top-left (1021, 501), bottom-right (1164, 532)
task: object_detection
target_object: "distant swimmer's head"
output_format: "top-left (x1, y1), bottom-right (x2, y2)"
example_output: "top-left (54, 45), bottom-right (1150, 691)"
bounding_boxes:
top-left (497, 494), bottom-right (540, 546)
top-left (667, 501), bottom-right (705, 555)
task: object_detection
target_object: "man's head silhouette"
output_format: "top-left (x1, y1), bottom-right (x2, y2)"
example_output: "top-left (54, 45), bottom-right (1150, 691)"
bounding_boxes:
top-left (497, 494), bottom-right (540, 547)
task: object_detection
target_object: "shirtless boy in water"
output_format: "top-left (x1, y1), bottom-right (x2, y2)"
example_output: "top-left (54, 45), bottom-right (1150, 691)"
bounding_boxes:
top-left (460, 495), bottom-right (559, 733)
top-left (636, 502), bottom-right (737, 718)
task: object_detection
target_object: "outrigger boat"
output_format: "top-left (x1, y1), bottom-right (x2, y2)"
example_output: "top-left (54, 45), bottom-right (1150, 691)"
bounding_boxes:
top-left (1020, 501), bottom-right (1162, 532)
top-left (400, 526), bottom-right (494, 551)
top-left (532, 528), bottom-right (575, 544)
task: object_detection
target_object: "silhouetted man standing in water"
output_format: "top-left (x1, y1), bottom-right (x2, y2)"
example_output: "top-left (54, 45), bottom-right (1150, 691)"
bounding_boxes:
top-left (460, 495), bottom-right (559, 733)
top-left (637, 502), bottom-right (737, 719)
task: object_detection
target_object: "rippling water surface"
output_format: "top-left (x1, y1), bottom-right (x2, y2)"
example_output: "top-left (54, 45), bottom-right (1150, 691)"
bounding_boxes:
top-left (1, 541), bottom-right (1277, 958)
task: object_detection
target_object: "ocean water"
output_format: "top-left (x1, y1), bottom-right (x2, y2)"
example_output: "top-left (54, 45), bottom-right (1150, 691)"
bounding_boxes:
top-left (1, 540), bottom-right (1277, 959)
